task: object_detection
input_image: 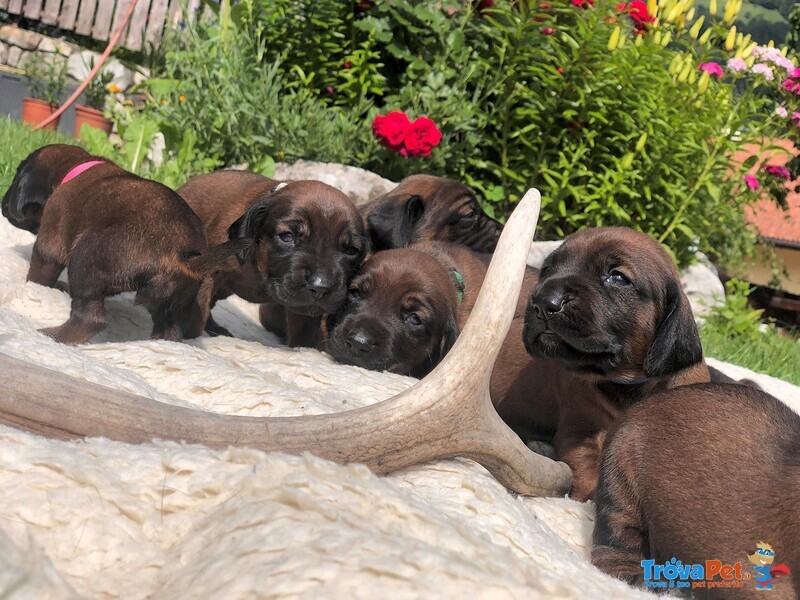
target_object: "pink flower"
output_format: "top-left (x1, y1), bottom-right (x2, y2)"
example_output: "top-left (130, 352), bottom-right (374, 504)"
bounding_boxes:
top-left (775, 106), bottom-right (788, 118)
top-left (752, 46), bottom-right (796, 71)
top-left (775, 56), bottom-right (795, 71)
top-left (764, 164), bottom-right (791, 180)
top-left (542, 27), bottom-right (555, 34)
top-left (326, 86), bottom-right (334, 93)
top-left (752, 63), bottom-right (774, 80)
top-left (698, 62), bottom-right (724, 78)
top-left (344, 60), bottom-right (352, 68)
top-left (726, 58), bottom-right (747, 73)
top-left (792, 112), bottom-right (800, 124)
top-left (789, 67), bottom-right (800, 80)
top-left (783, 79), bottom-right (799, 94)
top-left (557, 68), bottom-right (563, 74)
top-left (744, 175), bottom-right (760, 190)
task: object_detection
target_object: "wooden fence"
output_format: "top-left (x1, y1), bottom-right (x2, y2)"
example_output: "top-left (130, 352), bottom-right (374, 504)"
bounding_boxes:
top-left (0, 0), bottom-right (200, 51)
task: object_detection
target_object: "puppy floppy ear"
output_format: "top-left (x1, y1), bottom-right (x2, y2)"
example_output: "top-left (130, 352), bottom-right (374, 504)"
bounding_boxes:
top-left (367, 194), bottom-right (425, 250)
top-left (227, 199), bottom-right (273, 264)
top-left (1, 152), bottom-right (55, 227)
top-left (411, 315), bottom-right (459, 379)
top-left (643, 278), bottom-right (703, 377)
top-left (434, 315), bottom-right (460, 367)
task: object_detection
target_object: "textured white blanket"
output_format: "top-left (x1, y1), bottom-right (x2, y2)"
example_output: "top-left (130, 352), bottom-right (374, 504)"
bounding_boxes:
top-left (1, 217), bottom-right (798, 600)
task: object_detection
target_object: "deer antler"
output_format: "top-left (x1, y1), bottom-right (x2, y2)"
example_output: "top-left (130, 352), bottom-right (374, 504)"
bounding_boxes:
top-left (0, 189), bottom-right (572, 497)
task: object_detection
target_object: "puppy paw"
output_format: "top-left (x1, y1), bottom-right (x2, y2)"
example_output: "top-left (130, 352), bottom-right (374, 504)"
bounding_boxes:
top-left (39, 326), bottom-right (77, 345)
top-left (591, 546), bottom-right (644, 585)
top-left (204, 320), bottom-right (232, 338)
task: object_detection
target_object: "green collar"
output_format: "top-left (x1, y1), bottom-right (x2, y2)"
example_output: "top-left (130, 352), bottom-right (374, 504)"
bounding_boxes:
top-left (451, 269), bottom-right (465, 303)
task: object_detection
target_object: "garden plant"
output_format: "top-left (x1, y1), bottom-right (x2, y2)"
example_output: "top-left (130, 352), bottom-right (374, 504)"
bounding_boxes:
top-left (96, 0), bottom-right (800, 271)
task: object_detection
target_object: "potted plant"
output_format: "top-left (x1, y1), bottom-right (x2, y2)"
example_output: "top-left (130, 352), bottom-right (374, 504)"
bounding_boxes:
top-left (22, 54), bottom-right (69, 131)
top-left (75, 71), bottom-right (116, 139)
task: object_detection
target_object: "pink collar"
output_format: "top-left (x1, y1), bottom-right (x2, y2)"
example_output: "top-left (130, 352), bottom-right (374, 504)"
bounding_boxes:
top-left (60, 160), bottom-right (105, 185)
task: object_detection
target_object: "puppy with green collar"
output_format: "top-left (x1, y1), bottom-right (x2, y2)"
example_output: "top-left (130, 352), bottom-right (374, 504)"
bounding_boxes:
top-left (325, 241), bottom-right (541, 415)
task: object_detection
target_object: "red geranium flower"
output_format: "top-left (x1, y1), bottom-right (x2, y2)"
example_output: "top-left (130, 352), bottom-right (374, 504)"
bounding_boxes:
top-left (373, 111), bottom-right (411, 149)
top-left (372, 112), bottom-right (442, 157)
top-left (628, 0), bottom-right (651, 21)
top-left (618, 0), bottom-right (654, 33)
top-left (571, 0), bottom-right (594, 8)
top-left (403, 117), bottom-right (443, 157)
top-left (477, 0), bottom-right (494, 12)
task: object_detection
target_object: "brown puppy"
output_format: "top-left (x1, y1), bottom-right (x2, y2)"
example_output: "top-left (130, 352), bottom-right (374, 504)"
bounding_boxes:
top-left (521, 227), bottom-right (709, 501)
top-left (592, 383), bottom-right (800, 598)
top-left (362, 174), bottom-right (503, 253)
top-left (325, 242), bottom-right (546, 417)
top-left (1, 144), bottom-right (228, 344)
top-left (178, 171), bottom-right (368, 346)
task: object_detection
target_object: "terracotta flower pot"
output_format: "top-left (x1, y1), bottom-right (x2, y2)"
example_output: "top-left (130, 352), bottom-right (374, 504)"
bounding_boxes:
top-left (74, 105), bottom-right (113, 139)
top-left (22, 97), bottom-right (60, 131)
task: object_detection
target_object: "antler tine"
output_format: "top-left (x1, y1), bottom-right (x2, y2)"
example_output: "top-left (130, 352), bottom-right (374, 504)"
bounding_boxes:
top-left (0, 189), bottom-right (572, 497)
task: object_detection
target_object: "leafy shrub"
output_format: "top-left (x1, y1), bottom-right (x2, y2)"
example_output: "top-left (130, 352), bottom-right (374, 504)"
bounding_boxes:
top-left (24, 54), bottom-right (69, 107)
top-left (702, 278), bottom-right (766, 339)
top-left (83, 71), bottom-right (115, 111)
top-left (121, 0), bottom-right (797, 267)
top-left (80, 112), bottom-right (221, 189)
top-left (143, 3), bottom-right (379, 170)
top-left (699, 278), bottom-right (800, 384)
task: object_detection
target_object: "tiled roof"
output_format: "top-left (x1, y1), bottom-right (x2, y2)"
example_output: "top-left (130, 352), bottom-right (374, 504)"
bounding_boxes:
top-left (739, 140), bottom-right (800, 248)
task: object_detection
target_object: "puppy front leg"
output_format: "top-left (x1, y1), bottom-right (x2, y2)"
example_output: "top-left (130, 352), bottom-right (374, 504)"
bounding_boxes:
top-left (259, 302), bottom-right (288, 342)
top-left (27, 244), bottom-right (67, 291)
top-left (554, 398), bottom-right (613, 501)
top-left (284, 312), bottom-right (324, 349)
top-left (591, 442), bottom-right (647, 586)
top-left (556, 434), bottom-right (605, 502)
top-left (40, 297), bottom-right (107, 344)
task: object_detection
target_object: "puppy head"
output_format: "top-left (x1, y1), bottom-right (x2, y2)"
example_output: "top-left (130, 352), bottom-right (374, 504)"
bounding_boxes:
top-left (326, 248), bottom-right (460, 378)
top-left (1, 144), bottom-right (91, 233)
top-left (523, 227), bottom-right (701, 382)
top-left (366, 175), bottom-right (503, 253)
top-left (228, 180), bottom-right (368, 316)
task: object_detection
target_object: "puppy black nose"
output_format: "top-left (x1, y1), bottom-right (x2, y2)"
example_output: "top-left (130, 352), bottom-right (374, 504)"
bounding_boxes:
top-left (533, 290), bottom-right (567, 317)
top-left (346, 331), bottom-right (375, 354)
top-left (307, 274), bottom-right (333, 299)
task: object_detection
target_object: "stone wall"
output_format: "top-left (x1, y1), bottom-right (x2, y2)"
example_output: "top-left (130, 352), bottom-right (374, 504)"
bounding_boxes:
top-left (0, 24), bottom-right (145, 93)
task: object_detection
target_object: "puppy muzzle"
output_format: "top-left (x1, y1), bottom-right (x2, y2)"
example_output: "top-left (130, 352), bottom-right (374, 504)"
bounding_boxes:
top-left (328, 321), bottom-right (392, 372)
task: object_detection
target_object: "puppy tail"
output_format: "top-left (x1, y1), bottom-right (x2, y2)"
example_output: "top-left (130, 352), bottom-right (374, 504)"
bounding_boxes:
top-left (181, 239), bottom-right (254, 279)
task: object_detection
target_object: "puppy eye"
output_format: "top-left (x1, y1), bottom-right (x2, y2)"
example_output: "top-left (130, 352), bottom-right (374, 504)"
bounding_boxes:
top-left (348, 287), bottom-right (361, 299)
top-left (343, 245), bottom-right (360, 257)
top-left (278, 231), bottom-right (295, 243)
top-left (607, 269), bottom-right (631, 286)
top-left (404, 312), bottom-right (422, 326)
top-left (461, 209), bottom-right (478, 222)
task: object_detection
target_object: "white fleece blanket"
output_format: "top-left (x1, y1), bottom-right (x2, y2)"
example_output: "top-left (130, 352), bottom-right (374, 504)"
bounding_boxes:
top-left (1, 217), bottom-right (798, 600)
